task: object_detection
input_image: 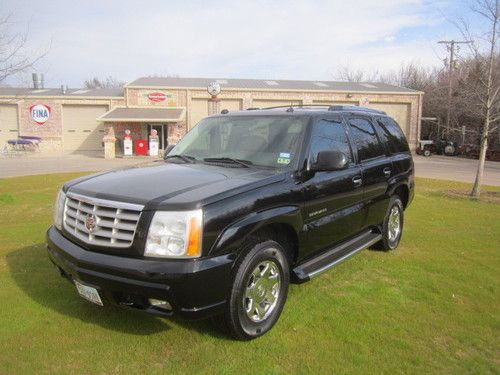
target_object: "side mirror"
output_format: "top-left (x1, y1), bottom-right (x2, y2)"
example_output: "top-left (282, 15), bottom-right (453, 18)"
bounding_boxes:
top-left (164, 144), bottom-right (176, 158)
top-left (311, 150), bottom-right (348, 172)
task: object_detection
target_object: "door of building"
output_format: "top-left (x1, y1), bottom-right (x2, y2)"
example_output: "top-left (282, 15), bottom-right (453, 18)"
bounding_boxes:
top-left (147, 124), bottom-right (168, 149)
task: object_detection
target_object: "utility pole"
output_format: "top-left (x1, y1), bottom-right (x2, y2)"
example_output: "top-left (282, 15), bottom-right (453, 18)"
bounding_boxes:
top-left (438, 40), bottom-right (472, 138)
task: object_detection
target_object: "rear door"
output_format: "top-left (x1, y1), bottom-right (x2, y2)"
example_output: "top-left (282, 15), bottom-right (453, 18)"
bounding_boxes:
top-left (346, 115), bottom-right (392, 229)
top-left (301, 116), bottom-right (363, 257)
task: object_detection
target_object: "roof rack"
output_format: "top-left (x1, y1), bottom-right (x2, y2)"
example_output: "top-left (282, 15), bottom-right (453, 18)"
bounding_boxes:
top-left (246, 104), bottom-right (386, 115)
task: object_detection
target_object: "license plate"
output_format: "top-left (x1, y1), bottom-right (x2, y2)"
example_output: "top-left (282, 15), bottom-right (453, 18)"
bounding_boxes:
top-left (74, 280), bottom-right (103, 306)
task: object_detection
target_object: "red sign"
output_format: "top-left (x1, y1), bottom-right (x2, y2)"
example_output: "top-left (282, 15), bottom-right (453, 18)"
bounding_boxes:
top-left (148, 92), bottom-right (167, 102)
top-left (30, 104), bottom-right (51, 125)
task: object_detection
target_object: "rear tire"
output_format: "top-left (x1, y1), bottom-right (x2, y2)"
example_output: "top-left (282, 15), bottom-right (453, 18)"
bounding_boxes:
top-left (222, 240), bottom-right (289, 340)
top-left (374, 195), bottom-right (404, 251)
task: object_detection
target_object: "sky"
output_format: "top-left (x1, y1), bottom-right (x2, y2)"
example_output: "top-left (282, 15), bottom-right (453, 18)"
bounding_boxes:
top-left (2, 0), bottom-right (486, 88)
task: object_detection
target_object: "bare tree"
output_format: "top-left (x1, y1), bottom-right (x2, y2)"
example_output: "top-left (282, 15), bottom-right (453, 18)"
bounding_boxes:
top-left (456, 0), bottom-right (500, 197)
top-left (83, 76), bottom-right (124, 89)
top-left (0, 14), bottom-right (48, 84)
top-left (334, 66), bottom-right (380, 82)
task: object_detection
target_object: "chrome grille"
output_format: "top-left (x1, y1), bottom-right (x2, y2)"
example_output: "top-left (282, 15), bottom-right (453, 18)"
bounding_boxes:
top-left (63, 192), bottom-right (143, 248)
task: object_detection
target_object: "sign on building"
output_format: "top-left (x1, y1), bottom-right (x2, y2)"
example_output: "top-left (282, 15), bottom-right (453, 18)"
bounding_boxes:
top-left (30, 104), bottom-right (51, 125)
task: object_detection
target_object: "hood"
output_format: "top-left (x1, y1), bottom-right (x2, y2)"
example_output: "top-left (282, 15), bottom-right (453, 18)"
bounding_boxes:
top-left (65, 161), bottom-right (284, 210)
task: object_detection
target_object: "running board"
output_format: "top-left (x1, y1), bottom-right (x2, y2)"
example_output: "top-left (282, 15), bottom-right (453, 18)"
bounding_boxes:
top-left (292, 230), bottom-right (382, 283)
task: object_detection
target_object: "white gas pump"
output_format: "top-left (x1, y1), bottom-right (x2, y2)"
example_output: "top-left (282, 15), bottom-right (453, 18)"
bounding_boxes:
top-left (123, 129), bottom-right (133, 157)
top-left (149, 129), bottom-right (159, 157)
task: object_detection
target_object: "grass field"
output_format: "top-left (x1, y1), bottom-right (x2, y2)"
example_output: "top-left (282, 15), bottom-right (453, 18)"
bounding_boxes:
top-left (0, 174), bottom-right (499, 374)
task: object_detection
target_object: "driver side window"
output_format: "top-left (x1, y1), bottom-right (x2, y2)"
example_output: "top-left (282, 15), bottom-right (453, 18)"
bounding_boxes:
top-left (310, 119), bottom-right (353, 164)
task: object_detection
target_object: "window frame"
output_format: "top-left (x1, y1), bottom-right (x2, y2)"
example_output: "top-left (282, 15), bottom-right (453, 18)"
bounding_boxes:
top-left (344, 114), bottom-right (387, 164)
top-left (306, 115), bottom-right (356, 170)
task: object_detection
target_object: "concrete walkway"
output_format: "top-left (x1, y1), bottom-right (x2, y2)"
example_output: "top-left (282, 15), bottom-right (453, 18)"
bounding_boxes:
top-left (1, 152), bottom-right (499, 186)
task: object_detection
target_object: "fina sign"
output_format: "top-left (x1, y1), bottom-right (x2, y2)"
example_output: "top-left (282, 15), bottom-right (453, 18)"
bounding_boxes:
top-left (147, 92), bottom-right (167, 102)
top-left (30, 104), bottom-right (51, 125)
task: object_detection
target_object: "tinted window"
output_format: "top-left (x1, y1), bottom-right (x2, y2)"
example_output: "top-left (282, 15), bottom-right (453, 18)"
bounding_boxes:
top-left (375, 117), bottom-right (410, 153)
top-left (310, 119), bottom-right (352, 163)
top-left (348, 117), bottom-right (385, 161)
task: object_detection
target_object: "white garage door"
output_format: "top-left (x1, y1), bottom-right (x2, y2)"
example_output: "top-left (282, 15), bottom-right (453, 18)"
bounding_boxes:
top-left (189, 99), bottom-right (208, 130)
top-left (0, 105), bottom-right (18, 147)
top-left (252, 99), bottom-right (302, 109)
top-left (220, 99), bottom-right (242, 112)
top-left (63, 105), bottom-right (108, 152)
top-left (368, 103), bottom-right (410, 136)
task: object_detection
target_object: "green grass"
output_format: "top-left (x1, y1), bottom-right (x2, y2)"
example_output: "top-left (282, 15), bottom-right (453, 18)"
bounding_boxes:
top-left (0, 174), bottom-right (499, 374)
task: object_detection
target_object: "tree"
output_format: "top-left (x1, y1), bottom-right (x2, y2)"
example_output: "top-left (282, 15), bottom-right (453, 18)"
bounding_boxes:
top-left (0, 14), bottom-right (48, 84)
top-left (83, 76), bottom-right (124, 89)
top-left (457, 0), bottom-right (500, 197)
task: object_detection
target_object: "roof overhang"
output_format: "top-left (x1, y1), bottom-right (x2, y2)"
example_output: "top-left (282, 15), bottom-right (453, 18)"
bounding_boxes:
top-left (97, 106), bottom-right (186, 122)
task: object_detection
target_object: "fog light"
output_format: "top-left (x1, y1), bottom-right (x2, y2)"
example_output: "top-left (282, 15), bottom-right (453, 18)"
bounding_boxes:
top-left (148, 298), bottom-right (172, 311)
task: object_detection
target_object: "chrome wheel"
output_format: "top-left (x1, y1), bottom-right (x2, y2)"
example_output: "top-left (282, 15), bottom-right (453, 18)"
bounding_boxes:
top-left (243, 259), bottom-right (281, 322)
top-left (388, 206), bottom-right (401, 242)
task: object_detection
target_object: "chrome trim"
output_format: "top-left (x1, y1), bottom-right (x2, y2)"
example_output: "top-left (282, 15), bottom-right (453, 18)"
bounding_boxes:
top-left (66, 191), bottom-right (144, 211)
top-left (307, 234), bottom-right (382, 278)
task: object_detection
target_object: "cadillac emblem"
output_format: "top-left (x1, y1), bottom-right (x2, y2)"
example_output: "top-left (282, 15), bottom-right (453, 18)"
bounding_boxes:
top-left (85, 214), bottom-right (97, 232)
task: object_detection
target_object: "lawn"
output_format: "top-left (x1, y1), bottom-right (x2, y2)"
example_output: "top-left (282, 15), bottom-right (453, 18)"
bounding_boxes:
top-left (0, 174), bottom-right (499, 374)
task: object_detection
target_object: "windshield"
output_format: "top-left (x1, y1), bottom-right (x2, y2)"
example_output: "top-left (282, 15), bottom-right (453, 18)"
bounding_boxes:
top-left (169, 115), bottom-right (308, 168)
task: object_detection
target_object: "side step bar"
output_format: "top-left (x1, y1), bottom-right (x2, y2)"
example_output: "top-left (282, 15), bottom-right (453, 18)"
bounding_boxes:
top-left (292, 230), bottom-right (382, 283)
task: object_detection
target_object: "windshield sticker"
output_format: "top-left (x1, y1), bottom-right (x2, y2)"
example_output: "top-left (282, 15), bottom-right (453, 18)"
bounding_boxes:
top-left (277, 152), bottom-right (291, 165)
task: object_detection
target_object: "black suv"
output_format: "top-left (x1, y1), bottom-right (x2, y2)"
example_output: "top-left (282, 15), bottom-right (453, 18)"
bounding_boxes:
top-left (47, 105), bottom-right (414, 340)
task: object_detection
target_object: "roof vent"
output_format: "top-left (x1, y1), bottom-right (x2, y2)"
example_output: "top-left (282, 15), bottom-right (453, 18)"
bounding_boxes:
top-left (32, 73), bottom-right (44, 89)
top-left (72, 89), bottom-right (90, 94)
top-left (265, 80), bottom-right (279, 86)
top-left (313, 82), bottom-right (328, 87)
top-left (360, 83), bottom-right (377, 88)
top-left (216, 79), bottom-right (228, 84)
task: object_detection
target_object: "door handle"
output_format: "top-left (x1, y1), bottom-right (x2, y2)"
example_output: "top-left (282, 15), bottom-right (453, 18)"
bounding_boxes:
top-left (352, 176), bottom-right (362, 187)
top-left (383, 167), bottom-right (392, 177)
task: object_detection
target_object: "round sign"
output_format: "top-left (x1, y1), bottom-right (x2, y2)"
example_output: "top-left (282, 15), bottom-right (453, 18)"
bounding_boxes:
top-left (207, 82), bottom-right (221, 96)
top-left (30, 104), bottom-right (51, 125)
top-left (148, 92), bottom-right (167, 102)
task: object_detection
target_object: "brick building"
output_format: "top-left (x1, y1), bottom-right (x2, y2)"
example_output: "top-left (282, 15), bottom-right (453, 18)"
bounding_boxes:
top-left (0, 77), bottom-right (423, 158)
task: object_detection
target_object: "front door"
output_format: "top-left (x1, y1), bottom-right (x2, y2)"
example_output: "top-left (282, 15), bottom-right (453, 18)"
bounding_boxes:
top-left (147, 124), bottom-right (169, 150)
top-left (346, 116), bottom-right (392, 229)
top-left (301, 116), bottom-right (364, 258)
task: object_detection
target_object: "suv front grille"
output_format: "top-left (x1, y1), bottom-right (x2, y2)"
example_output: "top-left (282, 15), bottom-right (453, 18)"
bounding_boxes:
top-left (63, 192), bottom-right (144, 248)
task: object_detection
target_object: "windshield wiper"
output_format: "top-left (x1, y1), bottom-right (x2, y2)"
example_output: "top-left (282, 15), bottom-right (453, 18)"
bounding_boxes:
top-left (203, 157), bottom-right (253, 168)
top-left (165, 154), bottom-right (196, 163)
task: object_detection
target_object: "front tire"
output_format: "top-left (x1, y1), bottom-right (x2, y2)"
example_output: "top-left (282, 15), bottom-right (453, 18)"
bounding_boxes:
top-left (375, 195), bottom-right (404, 251)
top-left (223, 240), bottom-right (289, 340)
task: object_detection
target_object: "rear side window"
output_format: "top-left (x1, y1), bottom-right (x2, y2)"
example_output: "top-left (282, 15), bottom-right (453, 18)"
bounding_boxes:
top-left (348, 117), bottom-right (385, 161)
top-left (310, 118), bottom-right (353, 164)
top-left (375, 117), bottom-right (410, 153)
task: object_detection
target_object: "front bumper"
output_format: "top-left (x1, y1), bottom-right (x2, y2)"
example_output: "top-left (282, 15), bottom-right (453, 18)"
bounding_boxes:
top-left (46, 226), bottom-right (234, 319)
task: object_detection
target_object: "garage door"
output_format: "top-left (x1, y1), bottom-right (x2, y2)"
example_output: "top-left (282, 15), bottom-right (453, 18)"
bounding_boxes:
top-left (220, 99), bottom-right (242, 113)
top-left (189, 99), bottom-right (208, 129)
top-left (63, 105), bottom-right (108, 152)
top-left (0, 105), bottom-right (18, 147)
top-left (367, 103), bottom-right (410, 135)
top-left (252, 99), bottom-right (302, 109)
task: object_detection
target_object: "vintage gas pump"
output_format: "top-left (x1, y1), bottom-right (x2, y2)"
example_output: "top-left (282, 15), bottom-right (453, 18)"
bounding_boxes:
top-left (123, 129), bottom-right (133, 157)
top-left (149, 129), bottom-right (159, 157)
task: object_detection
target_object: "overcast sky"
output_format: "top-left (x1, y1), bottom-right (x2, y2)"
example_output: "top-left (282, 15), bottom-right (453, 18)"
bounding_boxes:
top-left (3, 0), bottom-right (483, 87)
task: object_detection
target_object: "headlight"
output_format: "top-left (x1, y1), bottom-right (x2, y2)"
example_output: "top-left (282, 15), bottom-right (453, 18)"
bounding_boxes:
top-left (145, 209), bottom-right (203, 258)
top-left (54, 189), bottom-right (66, 230)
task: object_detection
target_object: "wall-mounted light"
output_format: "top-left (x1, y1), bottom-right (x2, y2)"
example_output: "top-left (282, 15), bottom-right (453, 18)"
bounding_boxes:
top-left (346, 93), bottom-right (353, 98)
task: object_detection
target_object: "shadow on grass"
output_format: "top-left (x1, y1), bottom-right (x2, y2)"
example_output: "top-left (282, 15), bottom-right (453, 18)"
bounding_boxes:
top-left (6, 244), bottom-right (229, 339)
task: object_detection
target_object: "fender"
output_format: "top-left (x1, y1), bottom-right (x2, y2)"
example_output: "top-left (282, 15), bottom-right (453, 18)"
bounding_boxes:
top-left (209, 206), bottom-right (303, 256)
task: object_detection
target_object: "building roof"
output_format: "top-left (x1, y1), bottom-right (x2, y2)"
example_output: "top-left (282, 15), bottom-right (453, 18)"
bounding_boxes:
top-left (0, 87), bottom-right (123, 98)
top-left (98, 106), bottom-right (186, 122)
top-left (126, 77), bottom-right (418, 93)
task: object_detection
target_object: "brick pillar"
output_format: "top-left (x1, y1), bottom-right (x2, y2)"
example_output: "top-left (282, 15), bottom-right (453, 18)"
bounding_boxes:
top-left (208, 96), bottom-right (221, 115)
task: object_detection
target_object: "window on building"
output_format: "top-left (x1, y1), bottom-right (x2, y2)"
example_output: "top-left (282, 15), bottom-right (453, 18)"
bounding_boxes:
top-left (375, 117), bottom-right (410, 153)
top-left (310, 118), bottom-right (353, 164)
top-left (348, 117), bottom-right (385, 161)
